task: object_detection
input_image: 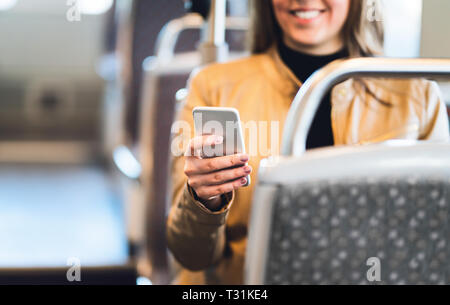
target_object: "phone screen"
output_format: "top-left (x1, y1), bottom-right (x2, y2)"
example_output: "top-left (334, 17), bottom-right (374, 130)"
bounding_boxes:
top-left (193, 107), bottom-right (250, 186)
top-left (193, 107), bottom-right (244, 156)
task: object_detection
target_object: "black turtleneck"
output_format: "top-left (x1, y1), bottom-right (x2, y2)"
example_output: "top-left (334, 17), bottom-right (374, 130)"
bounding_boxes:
top-left (278, 42), bottom-right (348, 150)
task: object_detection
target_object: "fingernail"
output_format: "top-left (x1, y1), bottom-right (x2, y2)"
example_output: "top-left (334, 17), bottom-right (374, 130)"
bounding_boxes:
top-left (240, 178), bottom-right (247, 185)
top-left (244, 166), bottom-right (251, 173)
top-left (240, 154), bottom-right (249, 162)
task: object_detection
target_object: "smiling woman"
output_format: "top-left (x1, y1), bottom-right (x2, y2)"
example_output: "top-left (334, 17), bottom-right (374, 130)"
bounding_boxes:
top-left (272, 0), bottom-right (350, 54)
top-left (167, 0), bottom-right (449, 285)
top-left (250, 0), bottom-right (384, 56)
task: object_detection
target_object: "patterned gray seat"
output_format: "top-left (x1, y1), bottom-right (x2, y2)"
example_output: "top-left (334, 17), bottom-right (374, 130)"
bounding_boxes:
top-left (245, 142), bottom-right (450, 285)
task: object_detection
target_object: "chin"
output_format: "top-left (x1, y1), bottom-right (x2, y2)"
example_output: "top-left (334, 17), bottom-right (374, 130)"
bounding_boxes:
top-left (290, 33), bottom-right (325, 47)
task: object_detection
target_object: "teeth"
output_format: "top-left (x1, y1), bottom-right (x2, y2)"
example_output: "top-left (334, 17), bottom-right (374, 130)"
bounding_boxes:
top-left (295, 10), bottom-right (321, 20)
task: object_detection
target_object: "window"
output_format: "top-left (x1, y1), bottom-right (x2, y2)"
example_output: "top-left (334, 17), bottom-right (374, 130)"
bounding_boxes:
top-left (382, 0), bottom-right (423, 58)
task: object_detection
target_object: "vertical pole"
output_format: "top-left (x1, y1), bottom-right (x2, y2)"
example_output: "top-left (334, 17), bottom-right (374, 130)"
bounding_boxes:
top-left (199, 0), bottom-right (229, 64)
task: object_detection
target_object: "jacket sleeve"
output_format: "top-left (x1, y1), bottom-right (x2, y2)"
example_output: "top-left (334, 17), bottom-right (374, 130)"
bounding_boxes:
top-left (166, 68), bottom-right (234, 271)
top-left (421, 81), bottom-right (450, 141)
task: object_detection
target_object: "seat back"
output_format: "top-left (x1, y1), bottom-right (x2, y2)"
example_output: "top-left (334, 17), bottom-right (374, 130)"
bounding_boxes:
top-left (137, 12), bottom-right (248, 283)
top-left (246, 57), bottom-right (450, 284)
top-left (246, 142), bottom-right (450, 284)
top-left (121, 0), bottom-right (191, 143)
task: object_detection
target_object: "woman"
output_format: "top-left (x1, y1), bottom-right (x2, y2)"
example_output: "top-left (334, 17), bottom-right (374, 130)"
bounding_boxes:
top-left (167, 0), bottom-right (450, 284)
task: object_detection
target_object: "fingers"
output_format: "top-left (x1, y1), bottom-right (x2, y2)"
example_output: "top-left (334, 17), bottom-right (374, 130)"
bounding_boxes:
top-left (183, 135), bottom-right (251, 202)
top-left (185, 135), bottom-right (223, 157)
top-left (194, 176), bottom-right (249, 200)
top-left (187, 165), bottom-right (252, 188)
top-left (184, 153), bottom-right (249, 176)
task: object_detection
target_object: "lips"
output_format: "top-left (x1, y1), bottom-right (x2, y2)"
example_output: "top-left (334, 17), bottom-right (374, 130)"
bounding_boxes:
top-left (290, 9), bottom-right (326, 21)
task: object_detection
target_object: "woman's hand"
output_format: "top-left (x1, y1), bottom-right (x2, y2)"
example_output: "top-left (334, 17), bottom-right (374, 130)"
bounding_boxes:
top-left (184, 135), bottom-right (252, 211)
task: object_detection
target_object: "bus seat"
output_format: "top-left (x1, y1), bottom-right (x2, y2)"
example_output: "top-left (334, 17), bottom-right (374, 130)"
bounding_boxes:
top-left (246, 57), bottom-right (450, 284)
top-left (103, 1), bottom-right (195, 270)
top-left (136, 12), bottom-right (248, 283)
top-left (246, 142), bottom-right (450, 284)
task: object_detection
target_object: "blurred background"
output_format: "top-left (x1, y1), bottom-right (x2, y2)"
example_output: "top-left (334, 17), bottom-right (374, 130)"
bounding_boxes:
top-left (0, 0), bottom-right (448, 284)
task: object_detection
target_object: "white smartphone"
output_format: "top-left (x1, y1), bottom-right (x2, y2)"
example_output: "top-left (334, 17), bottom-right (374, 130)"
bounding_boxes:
top-left (192, 106), bottom-right (250, 187)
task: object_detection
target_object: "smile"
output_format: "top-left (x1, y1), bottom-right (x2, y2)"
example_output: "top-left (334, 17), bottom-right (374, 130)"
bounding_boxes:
top-left (290, 9), bottom-right (326, 21)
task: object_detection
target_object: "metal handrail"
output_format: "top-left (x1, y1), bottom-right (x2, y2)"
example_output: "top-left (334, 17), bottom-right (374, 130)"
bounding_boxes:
top-left (281, 57), bottom-right (450, 156)
top-left (154, 13), bottom-right (248, 65)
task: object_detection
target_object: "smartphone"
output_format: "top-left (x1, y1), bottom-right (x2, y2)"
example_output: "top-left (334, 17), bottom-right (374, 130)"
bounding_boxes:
top-left (192, 106), bottom-right (250, 186)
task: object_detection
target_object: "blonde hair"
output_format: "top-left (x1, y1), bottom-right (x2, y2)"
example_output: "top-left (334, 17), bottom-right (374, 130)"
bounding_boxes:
top-left (248, 0), bottom-right (384, 57)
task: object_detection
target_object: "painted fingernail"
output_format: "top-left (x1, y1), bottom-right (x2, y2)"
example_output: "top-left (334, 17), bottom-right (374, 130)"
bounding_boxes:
top-left (240, 178), bottom-right (247, 185)
top-left (244, 166), bottom-right (251, 173)
top-left (240, 154), bottom-right (249, 162)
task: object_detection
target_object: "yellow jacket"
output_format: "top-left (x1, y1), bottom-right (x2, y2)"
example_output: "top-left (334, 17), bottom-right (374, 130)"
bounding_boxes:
top-left (167, 46), bottom-right (450, 284)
